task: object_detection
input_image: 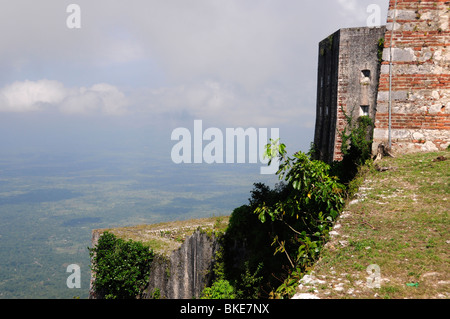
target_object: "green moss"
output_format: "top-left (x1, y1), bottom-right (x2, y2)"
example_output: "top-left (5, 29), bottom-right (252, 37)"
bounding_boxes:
top-left (378, 37), bottom-right (385, 63)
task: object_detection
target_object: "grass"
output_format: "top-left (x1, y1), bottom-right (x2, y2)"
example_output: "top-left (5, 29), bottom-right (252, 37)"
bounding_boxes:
top-left (296, 150), bottom-right (449, 299)
top-left (94, 216), bottom-right (229, 256)
top-left (92, 150), bottom-right (449, 299)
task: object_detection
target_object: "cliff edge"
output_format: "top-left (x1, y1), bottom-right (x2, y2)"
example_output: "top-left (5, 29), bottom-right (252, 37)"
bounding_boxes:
top-left (89, 216), bottom-right (228, 299)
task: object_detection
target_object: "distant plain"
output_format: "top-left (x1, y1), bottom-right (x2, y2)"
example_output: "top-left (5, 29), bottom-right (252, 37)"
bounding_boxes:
top-left (0, 149), bottom-right (277, 298)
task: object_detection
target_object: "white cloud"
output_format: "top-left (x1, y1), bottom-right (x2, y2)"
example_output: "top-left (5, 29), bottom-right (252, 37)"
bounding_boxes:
top-left (0, 80), bottom-right (66, 112)
top-left (0, 80), bottom-right (128, 115)
top-left (0, 0), bottom-right (388, 131)
top-left (61, 83), bottom-right (129, 115)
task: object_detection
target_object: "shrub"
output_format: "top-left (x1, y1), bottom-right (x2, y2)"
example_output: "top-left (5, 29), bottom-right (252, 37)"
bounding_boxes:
top-left (222, 187), bottom-right (290, 298)
top-left (89, 231), bottom-right (154, 299)
top-left (200, 279), bottom-right (236, 299)
top-left (332, 113), bottom-right (374, 184)
top-left (235, 262), bottom-right (263, 299)
top-left (251, 142), bottom-right (345, 297)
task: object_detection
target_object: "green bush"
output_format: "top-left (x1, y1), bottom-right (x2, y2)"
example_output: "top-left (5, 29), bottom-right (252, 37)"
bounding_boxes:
top-left (88, 231), bottom-right (154, 299)
top-left (235, 262), bottom-right (263, 299)
top-left (221, 187), bottom-right (290, 298)
top-left (215, 115), bottom-right (374, 298)
top-left (253, 142), bottom-right (346, 297)
top-left (332, 114), bottom-right (374, 184)
top-left (200, 279), bottom-right (236, 299)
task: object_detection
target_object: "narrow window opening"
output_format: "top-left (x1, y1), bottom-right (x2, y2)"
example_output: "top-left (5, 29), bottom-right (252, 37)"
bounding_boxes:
top-left (360, 105), bottom-right (369, 116)
top-left (360, 69), bottom-right (371, 108)
top-left (361, 69), bottom-right (371, 79)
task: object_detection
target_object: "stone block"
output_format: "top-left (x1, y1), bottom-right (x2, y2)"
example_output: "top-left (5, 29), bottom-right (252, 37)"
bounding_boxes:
top-left (386, 22), bottom-right (401, 31)
top-left (412, 132), bottom-right (424, 140)
top-left (429, 104), bottom-right (442, 114)
top-left (377, 91), bottom-right (408, 102)
top-left (423, 141), bottom-right (439, 152)
top-left (392, 129), bottom-right (411, 139)
top-left (382, 48), bottom-right (411, 62)
top-left (373, 128), bottom-right (388, 140)
top-left (388, 9), bottom-right (417, 21)
top-left (383, 48), bottom-right (416, 62)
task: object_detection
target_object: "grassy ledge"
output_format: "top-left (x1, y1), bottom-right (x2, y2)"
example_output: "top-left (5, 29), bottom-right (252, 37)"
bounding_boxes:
top-left (295, 150), bottom-right (449, 299)
top-left (93, 216), bottom-right (229, 257)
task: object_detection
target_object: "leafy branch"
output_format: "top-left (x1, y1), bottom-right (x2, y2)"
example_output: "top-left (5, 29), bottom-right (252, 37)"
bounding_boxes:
top-left (254, 141), bottom-right (346, 297)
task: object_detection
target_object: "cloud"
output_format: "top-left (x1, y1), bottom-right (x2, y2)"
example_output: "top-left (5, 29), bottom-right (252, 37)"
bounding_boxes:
top-left (61, 83), bottom-right (129, 115)
top-left (131, 80), bottom-right (311, 128)
top-left (131, 1), bottom-right (292, 89)
top-left (0, 80), bottom-right (128, 115)
top-left (0, 78), bottom-right (303, 126)
top-left (0, 0), bottom-right (389, 131)
top-left (0, 80), bottom-right (66, 112)
top-left (337, 0), bottom-right (359, 13)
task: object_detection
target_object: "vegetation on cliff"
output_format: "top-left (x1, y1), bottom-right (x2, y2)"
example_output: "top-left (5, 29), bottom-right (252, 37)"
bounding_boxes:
top-left (88, 232), bottom-right (155, 299)
top-left (209, 149), bottom-right (347, 298)
top-left (200, 115), bottom-right (375, 299)
top-left (89, 114), bottom-right (377, 299)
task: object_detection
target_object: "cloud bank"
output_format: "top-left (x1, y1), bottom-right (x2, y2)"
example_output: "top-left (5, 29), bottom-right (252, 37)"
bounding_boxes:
top-left (0, 80), bottom-right (128, 115)
top-left (0, 0), bottom-right (389, 151)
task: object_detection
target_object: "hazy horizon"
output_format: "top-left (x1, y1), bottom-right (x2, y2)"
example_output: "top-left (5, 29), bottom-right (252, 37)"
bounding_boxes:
top-left (0, 0), bottom-right (389, 298)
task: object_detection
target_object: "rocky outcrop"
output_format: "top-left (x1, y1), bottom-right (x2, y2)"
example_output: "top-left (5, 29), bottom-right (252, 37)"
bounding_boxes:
top-left (89, 228), bottom-right (221, 299)
top-left (143, 230), bottom-right (220, 299)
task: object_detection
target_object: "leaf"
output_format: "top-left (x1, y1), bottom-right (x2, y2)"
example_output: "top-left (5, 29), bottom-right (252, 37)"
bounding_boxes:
top-left (330, 209), bottom-right (338, 219)
top-left (259, 212), bottom-right (266, 223)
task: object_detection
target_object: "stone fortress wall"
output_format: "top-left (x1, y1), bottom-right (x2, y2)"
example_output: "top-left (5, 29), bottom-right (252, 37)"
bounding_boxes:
top-left (373, 0), bottom-right (450, 154)
top-left (314, 0), bottom-right (450, 162)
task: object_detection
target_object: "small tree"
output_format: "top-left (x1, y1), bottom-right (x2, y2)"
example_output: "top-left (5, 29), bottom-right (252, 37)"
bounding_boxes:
top-left (254, 141), bottom-right (345, 297)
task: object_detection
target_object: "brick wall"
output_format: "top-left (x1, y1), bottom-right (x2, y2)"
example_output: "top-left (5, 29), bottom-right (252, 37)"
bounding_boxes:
top-left (373, 0), bottom-right (450, 154)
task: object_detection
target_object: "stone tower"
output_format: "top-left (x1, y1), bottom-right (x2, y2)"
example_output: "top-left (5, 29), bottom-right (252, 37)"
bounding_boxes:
top-left (314, 0), bottom-right (449, 163)
top-left (313, 27), bottom-right (386, 163)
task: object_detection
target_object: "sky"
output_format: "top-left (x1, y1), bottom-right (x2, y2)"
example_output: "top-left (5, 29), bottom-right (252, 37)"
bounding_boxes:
top-left (0, 0), bottom-right (389, 159)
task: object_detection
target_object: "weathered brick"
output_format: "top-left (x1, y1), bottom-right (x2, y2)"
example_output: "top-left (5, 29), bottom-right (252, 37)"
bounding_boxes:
top-left (373, 0), bottom-right (450, 155)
